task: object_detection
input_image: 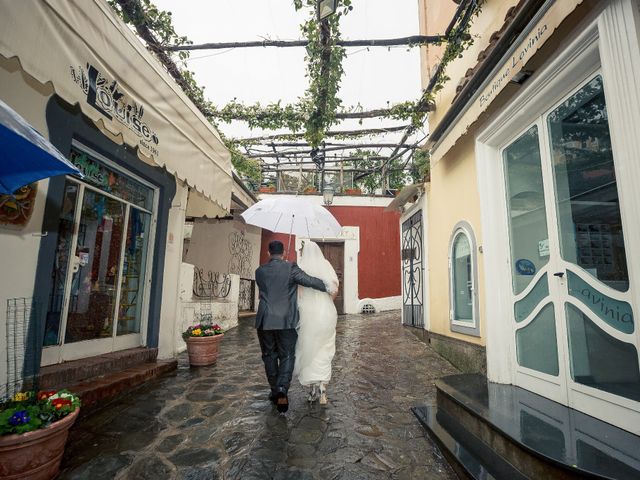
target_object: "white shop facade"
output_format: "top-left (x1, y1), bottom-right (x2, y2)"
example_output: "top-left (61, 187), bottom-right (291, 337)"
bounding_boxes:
top-left (0, 0), bottom-right (232, 387)
top-left (429, 0), bottom-right (640, 435)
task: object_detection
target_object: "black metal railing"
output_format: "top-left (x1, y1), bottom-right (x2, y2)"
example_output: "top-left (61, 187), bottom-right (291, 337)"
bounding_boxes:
top-left (193, 269), bottom-right (231, 300)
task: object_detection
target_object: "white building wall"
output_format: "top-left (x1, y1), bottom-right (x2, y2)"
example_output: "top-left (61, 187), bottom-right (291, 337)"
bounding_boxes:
top-left (176, 262), bottom-right (239, 354)
top-left (185, 218), bottom-right (261, 280)
top-left (157, 181), bottom-right (189, 360)
top-left (0, 57), bottom-right (55, 393)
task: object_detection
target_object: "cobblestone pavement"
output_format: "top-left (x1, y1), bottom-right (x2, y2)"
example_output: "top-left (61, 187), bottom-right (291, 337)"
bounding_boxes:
top-left (60, 311), bottom-right (458, 479)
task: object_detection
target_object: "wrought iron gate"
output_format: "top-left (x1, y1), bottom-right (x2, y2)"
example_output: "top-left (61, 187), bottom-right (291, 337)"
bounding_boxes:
top-left (238, 279), bottom-right (255, 312)
top-left (402, 211), bottom-right (424, 327)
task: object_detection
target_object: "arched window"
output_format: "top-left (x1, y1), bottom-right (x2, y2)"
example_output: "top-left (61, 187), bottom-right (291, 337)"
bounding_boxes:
top-left (449, 222), bottom-right (479, 336)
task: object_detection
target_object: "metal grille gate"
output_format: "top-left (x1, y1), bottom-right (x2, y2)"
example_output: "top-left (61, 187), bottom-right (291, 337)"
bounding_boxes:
top-left (402, 211), bottom-right (424, 327)
top-left (238, 279), bottom-right (255, 312)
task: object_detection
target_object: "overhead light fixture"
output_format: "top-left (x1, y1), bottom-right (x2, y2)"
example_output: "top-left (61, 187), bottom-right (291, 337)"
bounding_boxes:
top-left (323, 187), bottom-right (334, 206)
top-left (511, 69), bottom-right (533, 85)
top-left (318, 0), bottom-right (337, 20)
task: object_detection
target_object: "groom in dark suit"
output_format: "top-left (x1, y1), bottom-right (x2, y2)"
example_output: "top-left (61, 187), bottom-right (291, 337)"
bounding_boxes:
top-left (255, 240), bottom-right (333, 413)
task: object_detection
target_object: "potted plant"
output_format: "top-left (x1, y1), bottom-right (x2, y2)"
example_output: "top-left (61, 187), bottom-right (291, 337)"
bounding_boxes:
top-left (183, 323), bottom-right (224, 366)
top-left (303, 186), bottom-right (318, 194)
top-left (0, 389), bottom-right (81, 479)
top-left (344, 187), bottom-right (362, 195)
top-left (258, 185), bottom-right (276, 193)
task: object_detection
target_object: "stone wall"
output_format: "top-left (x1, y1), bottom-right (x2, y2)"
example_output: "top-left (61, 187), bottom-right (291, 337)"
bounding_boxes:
top-left (177, 262), bottom-right (239, 353)
top-left (409, 328), bottom-right (487, 375)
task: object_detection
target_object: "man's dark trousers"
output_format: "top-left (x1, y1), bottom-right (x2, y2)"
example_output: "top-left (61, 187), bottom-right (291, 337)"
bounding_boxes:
top-left (254, 257), bottom-right (327, 397)
top-left (257, 328), bottom-right (297, 396)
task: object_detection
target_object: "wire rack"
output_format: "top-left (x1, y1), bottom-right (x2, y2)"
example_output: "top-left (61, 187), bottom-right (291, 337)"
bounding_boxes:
top-left (3, 297), bottom-right (40, 401)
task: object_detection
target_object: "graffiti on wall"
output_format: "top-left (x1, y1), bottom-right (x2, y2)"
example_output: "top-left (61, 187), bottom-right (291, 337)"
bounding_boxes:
top-left (228, 231), bottom-right (253, 279)
top-left (0, 184), bottom-right (37, 226)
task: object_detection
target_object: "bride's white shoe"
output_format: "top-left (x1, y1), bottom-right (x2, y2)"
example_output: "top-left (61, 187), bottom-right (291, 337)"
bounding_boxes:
top-left (319, 383), bottom-right (327, 405)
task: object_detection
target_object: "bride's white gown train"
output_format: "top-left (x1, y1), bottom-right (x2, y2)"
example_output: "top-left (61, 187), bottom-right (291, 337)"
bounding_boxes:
top-left (294, 241), bottom-right (339, 391)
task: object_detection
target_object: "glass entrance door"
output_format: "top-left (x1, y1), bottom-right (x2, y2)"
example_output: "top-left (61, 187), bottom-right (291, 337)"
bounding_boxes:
top-left (503, 74), bottom-right (639, 426)
top-left (42, 148), bottom-right (155, 365)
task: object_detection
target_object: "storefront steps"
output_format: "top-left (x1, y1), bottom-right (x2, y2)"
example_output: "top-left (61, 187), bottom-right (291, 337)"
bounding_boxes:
top-left (413, 374), bottom-right (640, 480)
top-left (38, 348), bottom-right (177, 412)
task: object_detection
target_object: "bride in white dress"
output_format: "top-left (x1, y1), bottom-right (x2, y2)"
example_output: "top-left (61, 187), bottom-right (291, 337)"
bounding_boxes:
top-left (294, 240), bottom-right (339, 404)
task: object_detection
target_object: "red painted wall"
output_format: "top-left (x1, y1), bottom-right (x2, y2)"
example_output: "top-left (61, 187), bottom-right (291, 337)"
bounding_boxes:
top-left (259, 206), bottom-right (401, 299)
top-left (259, 232), bottom-right (298, 265)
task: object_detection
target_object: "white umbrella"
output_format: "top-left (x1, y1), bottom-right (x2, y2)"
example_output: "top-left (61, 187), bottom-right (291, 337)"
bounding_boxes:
top-left (241, 196), bottom-right (342, 256)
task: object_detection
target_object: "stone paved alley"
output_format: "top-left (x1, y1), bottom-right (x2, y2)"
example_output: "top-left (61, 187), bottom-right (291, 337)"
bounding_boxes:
top-left (60, 312), bottom-right (458, 479)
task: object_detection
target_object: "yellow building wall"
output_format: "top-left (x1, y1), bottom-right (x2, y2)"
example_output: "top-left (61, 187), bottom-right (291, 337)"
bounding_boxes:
top-left (427, 133), bottom-right (485, 346)
top-left (417, 0), bottom-right (459, 88)
top-left (427, 0), bottom-right (520, 129)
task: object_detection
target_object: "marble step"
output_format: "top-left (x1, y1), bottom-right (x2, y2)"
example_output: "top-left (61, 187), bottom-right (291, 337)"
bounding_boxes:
top-left (69, 360), bottom-right (177, 413)
top-left (413, 405), bottom-right (527, 480)
top-left (39, 347), bottom-right (159, 389)
top-left (427, 374), bottom-right (640, 480)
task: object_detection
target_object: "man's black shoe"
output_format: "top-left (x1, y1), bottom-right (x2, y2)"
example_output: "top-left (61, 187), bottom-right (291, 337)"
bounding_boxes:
top-left (269, 393), bottom-right (277, 404)
top-left (276, 392), bottom-right (289, 413)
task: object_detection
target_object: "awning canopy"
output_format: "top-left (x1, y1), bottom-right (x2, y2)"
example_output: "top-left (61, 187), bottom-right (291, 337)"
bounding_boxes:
top-left (0, 0), bottom-right (232, 214)
top-left (385, 184), bottom-right (422, 212)
top-left (428, 0), bottom-right (584, 165)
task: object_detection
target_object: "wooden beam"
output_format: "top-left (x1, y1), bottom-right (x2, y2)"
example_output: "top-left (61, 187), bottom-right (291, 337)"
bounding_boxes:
top-left (164, 35), bottom-right (446, 52)
top-left (246, 143), bottom-right (417, 158)
top-left (114, 0), bottom-right (193, 95)
top-left (253, 142), bottom-right (414, 148)
top-left (235, 124), bottom-right (412, 143)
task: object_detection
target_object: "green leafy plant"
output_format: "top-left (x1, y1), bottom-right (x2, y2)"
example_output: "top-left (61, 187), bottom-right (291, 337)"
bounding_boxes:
top-left (412, 149), bottom-right (430, 183)
top-left (0, 390), bottom-right (81, 436)
top-left (106, 0), bottom-right (483, 188)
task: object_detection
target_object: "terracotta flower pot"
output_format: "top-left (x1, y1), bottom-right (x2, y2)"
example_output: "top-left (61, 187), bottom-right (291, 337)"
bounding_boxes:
top-left (0, 407), bottom-right (79, 480)
top-left (186, 334), bottom-right (224, 366)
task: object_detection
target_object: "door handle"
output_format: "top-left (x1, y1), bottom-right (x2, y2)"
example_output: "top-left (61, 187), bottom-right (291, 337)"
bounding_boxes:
top-left (553, 271), bottom-right (565, 278)
top-left (71, 255), bottom-right (81, 274)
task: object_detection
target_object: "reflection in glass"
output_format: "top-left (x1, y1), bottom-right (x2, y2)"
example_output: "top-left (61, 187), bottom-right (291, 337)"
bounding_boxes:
top-left (452, 232), bottom-right (473, 322)
top-left (118, 209), bottom-right (151, 335)
top-left (548, 76), bottom-right (629, 291)
top-left (566, 303), bottom-right (640, 402)
top-left (44, 181), bottom-right (79, 346)
top-left (504, 126), bottom-right (550, 295)
top-left (567, 271), bottom-right (633, 334)
top-left (64, 190), bottom-right (125, 343)
top-left (514, 274), bottom-right (549, 323)
top-left (516, 303), bottom-right (559, 376)
top-left (69, 149), bottom-right (154, 210)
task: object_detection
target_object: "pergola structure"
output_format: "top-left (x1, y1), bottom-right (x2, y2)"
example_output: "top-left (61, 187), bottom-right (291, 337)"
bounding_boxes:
top-left (111, 0), bottom-right (480, 195)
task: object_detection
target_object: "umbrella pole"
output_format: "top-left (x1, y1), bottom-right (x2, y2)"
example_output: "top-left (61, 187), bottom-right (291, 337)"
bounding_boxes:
top-left (286, 214), bottom-right (295, 261)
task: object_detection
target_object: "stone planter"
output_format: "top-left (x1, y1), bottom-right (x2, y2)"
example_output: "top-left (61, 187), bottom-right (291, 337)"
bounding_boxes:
top-left (0, 407), bottom-right (79, 480)
top-left (186, 334), bottom-right (224, 366)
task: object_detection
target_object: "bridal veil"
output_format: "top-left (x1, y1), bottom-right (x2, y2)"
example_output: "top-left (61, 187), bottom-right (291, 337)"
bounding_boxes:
top-left (294, 241), bottom-right (339, 386)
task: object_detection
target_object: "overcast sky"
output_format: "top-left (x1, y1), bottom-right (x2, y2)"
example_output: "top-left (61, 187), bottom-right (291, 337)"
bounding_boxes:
top-left (153, 0), bottom-right (426, 151)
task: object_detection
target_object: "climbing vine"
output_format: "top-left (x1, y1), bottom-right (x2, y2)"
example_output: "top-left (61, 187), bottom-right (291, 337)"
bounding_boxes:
top-left (107, 0), bottom-right (482, 187)
top-left (295, 0), bottom-right (350, 146)
top-left (342, 150), bottom-right (411, 194)
top-left (107, 0), bottom-right (262, 182)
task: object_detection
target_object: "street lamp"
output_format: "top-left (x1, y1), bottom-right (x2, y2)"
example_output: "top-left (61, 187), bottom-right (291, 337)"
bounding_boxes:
top-left (323, 187), bottom-right (334, 206)
top-left (318, 0), bottom-right (337, 20)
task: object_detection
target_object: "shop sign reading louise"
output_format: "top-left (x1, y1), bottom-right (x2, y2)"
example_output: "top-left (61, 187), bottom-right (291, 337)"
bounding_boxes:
top-left (70, 63), bottom-right (160, 157)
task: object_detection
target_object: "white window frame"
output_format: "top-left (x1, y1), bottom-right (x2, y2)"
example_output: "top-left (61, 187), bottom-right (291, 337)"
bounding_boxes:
top-left (449, 221), bottom-right (480, 336)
